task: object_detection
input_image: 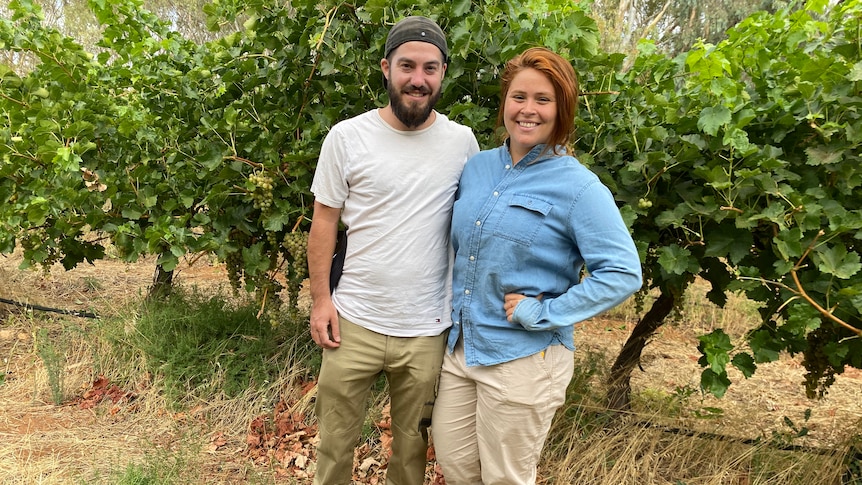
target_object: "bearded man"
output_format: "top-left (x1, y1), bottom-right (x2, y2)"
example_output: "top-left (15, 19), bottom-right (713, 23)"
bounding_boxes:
top-left (307, 16), bottom-right (480, 485)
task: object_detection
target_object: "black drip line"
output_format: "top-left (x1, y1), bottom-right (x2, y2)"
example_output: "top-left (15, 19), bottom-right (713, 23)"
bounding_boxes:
top-left (0, 297), bottom-right (98, 319)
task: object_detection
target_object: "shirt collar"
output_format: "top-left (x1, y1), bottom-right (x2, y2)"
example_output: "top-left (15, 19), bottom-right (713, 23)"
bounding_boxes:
top-left (504, 141), bottom-right (565, 166)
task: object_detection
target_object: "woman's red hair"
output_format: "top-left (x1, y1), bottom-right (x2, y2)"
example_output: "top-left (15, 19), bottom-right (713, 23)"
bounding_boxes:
top-left (496, 47), bottom-right (579, 155)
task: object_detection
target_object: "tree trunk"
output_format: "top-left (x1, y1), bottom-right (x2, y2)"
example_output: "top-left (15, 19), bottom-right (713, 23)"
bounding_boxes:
top-left (148, 263), bottom-right (174, 300)
top-left (606, 291), bottom-right (676, 411)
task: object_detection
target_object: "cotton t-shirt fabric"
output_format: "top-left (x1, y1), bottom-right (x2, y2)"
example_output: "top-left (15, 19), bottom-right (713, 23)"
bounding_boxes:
top-left (311, 109), bottom-right (480, 337)
top-left (448, 143), bottom-right (643, 366)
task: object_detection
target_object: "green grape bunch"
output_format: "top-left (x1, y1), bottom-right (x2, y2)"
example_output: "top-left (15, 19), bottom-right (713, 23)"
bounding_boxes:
top-left (281, 230), bottom-right (309, 315)
top-left (19, 228), bottom-right (61, 270)
top-left (265, 231), bottom-right (279, 249)
top-left (282, 230), bottom-right (309, 281)
top-left (248, 171), bottom-right (274, 212)
top-left (225, 230), bottom-right (251, 291)
top-left (802, 323), bottom-right (844, 399)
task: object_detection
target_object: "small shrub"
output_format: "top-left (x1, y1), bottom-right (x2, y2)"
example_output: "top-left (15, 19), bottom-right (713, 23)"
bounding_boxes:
top-left (115, 288), bottom-right (290, 408)
top-left (36, 327), bottom-right (66, 405)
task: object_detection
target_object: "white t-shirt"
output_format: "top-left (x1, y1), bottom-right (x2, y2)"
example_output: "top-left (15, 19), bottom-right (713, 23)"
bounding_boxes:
top-left (311, 109), bottom-right (479, 337)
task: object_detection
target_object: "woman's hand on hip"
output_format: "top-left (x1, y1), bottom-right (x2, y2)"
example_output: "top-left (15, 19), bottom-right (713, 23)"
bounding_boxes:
top-left (504, 293), bottom-right (542, 321)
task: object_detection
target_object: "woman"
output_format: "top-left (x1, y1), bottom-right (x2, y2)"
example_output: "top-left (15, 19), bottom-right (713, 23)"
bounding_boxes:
top-left (431, 47), bottom-right (643, 484)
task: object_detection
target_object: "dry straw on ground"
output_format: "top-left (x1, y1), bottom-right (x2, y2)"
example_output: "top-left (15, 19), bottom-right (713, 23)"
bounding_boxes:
top-left (1, 251), bottom-right (861, 484)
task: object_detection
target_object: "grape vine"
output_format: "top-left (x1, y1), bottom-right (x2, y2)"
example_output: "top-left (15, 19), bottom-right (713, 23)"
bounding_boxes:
top-left (0, 0), bottom-right (859, 402)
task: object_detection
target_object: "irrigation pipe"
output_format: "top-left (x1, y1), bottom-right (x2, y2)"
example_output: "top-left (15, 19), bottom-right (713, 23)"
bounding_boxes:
top-left (0, 296), bottom-right (98, 319)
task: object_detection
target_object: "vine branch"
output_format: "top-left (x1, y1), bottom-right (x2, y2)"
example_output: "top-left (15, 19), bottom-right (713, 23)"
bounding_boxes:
top-left (739, 230), bottom-right (862, 336)
top-left (224, 155), bottom-right (263, 169)
top-left (791, 230), bottom-right (862, 336)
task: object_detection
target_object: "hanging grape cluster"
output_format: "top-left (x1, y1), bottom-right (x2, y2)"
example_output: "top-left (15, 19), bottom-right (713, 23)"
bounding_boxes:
top-left (802, 322), bottom-right (843, 399)
top-left (282, 230), bottom-right (309, 315)
top-left (248, 171), bottom-right (274, 212)
top-left (283, 231), bottom-right (308, 280)
top-left (265, 230), bottom-right (278, 248)
top-left (19, 228), bottom-right (61, 270)
top-left (226, 229), bottom-right (250, 291)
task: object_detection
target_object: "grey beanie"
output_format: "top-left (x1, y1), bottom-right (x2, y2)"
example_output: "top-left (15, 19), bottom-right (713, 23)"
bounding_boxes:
top-left (384, 16), bottom-right (448, 62)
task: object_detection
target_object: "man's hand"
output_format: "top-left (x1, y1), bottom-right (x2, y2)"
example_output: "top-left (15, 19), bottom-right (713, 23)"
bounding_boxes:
top-left (307, 200), bottom-right (343, 349)
top-left (310, 298), bottom-right (341, 348)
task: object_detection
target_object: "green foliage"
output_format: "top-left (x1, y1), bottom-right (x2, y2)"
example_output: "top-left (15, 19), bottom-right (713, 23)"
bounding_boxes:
top-left (88, 440), bottom-right (202, 485)
top-left (36, 326), bottom-right (66, 404)
top-left (578, 0), bottom-right (862, 398)
top-left (1, 0), bottom-right (861, 401)
top-left (0, 0), bottom-right (599, 299)
top-left (124, 288), bottom-right (282, 407)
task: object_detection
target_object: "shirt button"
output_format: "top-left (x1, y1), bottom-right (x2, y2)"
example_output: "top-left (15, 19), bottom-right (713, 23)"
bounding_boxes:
top-left (475, 220), bottom-right (481, 226)
top-left (469, 255), bottom-right (475, 261)
top-left (493, 191), bottom-right (499, 197)
top-left (465, 289), bottom-right (471, 295)
top-left (505, 164), bottom-right (511, 169)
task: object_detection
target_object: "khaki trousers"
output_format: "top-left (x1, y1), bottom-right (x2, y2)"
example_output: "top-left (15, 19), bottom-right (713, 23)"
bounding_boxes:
top-left (431, 341), bottom-right (574, 485)
top-left (313, 317), bottom-right (446, 485)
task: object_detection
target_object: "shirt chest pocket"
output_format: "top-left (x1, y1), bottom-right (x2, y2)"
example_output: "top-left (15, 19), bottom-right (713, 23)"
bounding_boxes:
top-left (493, 194), bottom-right (553, 246)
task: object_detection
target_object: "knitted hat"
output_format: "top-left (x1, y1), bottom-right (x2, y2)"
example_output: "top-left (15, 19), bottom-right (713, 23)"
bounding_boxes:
top-left (384, 16), bottom-right (448, 62)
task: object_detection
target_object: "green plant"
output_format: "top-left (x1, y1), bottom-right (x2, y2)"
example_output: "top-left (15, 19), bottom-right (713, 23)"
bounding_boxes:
top-left (633, 387), bottom-right (688, 417)
top-left (769, 409), bottom-right (812, 448)
top-left (116, 288), bottom-right (287, 408)
top-left (88, 439), bottom-right (199, 485)
top-left (844, 441), bottom-right (862, 484)
top-left (586, 0), bottom-right (862, 405)
top-left (36, 326), bottom-right (65, 405)
top-left (2, 0), bottom-right (860, 407)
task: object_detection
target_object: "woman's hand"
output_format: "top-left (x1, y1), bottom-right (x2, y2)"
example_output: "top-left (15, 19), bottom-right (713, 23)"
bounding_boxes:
top-left (504, 293), bottom-right (542, 321)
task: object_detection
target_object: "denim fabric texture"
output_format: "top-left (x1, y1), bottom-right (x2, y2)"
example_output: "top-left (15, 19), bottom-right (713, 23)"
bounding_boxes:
top-left (448, 144), bottom-right (643, 367)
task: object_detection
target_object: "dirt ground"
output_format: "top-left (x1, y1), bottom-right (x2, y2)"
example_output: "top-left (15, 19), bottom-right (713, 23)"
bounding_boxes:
top-left (1, 252), bottom-right (861, 483)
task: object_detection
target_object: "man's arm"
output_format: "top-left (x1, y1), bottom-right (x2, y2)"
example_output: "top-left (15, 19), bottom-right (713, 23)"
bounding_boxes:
top-left (307, 200), bottom-right (343, 348)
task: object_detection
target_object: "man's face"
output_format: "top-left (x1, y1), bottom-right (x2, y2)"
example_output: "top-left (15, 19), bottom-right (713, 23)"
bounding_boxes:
top-left (382, 41), bottom-right (446, 129)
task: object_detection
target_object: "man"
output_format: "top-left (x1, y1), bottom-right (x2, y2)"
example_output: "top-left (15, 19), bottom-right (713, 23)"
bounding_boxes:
top-left (307, 16), bottom-right (480, 485)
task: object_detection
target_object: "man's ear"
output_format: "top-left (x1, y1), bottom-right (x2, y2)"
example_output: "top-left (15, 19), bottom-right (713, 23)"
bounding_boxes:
top-left (380, 58), bottom-right (390, 83)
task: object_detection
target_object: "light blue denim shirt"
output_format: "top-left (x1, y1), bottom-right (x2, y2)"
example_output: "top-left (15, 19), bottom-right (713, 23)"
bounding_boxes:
top-left (448, 144), bottom-right (643, 367)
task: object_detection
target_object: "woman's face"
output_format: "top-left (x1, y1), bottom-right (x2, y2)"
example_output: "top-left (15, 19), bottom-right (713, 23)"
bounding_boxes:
top-left (503, 67), bottom-right (557, 164)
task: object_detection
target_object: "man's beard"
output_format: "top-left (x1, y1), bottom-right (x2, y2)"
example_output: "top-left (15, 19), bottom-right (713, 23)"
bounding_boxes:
top-left (388, 83), bottom-right (441, 129)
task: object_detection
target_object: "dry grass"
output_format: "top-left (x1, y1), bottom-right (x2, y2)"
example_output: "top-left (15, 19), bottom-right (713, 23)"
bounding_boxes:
top-left (537, 346), bottom-right (861, 484)
top-left (541, 414), bottom-right (852, 484)
top-left (0, 314), bottom-right (179, 483)
top-left (2, 251), bottom-right (862, 484)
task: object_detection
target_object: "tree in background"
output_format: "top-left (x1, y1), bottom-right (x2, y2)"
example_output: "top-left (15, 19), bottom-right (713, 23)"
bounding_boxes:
top-left (0, 0), bottom-right (238, 73)
top-left (586, 0), bottom-right (789, 57)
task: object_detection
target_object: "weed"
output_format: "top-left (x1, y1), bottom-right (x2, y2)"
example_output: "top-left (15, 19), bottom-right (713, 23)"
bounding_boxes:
top-left (844, 442), bottom-right (862, 484)
top-left (82, 276), bottom-right (103, 292)
top-left (36, 326), bottom-right (66, 404)
top-left (87, 439), bottom-right (199, 485)
top-left (101, 287), bottom-right (301, 409)
top-left (770, 409), bottom-right (811, 448)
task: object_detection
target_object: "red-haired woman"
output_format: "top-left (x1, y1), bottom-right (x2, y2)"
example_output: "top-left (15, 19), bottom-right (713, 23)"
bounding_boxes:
top-left (432, 47), bottom-right (643, 484)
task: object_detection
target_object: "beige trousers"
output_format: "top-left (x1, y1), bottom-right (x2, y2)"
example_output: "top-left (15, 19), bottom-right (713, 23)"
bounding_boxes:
top-left (431, 341), bottom-right (574, 485)
top-left (313, 317), bottom-right (446, 485)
